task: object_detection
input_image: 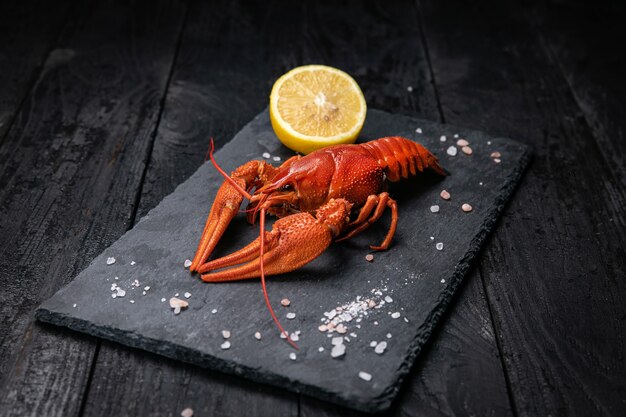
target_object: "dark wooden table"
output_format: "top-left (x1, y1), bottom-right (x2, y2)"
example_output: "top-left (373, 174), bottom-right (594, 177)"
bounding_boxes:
top-left (1, 0), bottom-right (624, 416)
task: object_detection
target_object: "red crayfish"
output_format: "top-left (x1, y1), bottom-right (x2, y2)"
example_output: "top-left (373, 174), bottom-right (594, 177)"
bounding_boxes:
top-left (189, 136), bottom-right (446, 348)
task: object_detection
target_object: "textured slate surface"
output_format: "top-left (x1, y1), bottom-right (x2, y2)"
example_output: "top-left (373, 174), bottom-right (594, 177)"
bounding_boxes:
top-left (36, 108), bottom-right (530, 413)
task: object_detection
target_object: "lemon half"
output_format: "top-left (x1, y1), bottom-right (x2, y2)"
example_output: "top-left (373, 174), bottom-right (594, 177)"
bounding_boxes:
top-left (269, 65), bottom-right (367, 154)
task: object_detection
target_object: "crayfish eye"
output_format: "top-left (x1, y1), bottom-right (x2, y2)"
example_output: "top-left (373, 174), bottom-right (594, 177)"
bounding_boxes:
top-left (279, 184), bottom-right (292, 192)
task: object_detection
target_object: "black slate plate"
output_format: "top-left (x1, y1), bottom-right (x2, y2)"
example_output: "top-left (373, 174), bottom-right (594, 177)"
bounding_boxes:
top-left (36, 109), bottom-right (530, 413)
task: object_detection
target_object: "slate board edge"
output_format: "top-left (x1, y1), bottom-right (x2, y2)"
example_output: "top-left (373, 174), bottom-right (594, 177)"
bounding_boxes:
top-left (35, 108), bottom-right (532, 413)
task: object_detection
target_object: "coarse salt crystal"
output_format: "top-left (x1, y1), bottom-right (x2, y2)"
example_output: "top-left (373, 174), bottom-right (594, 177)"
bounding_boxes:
top-left (490, 151), bottom-right (501, 158)
top-left (142, 291), bottom-right (146, 296)
top-left (391, 312), bottom-right (401, 319)
top-left (272, 156), bottom-right (281, 162)
top-left (331, 343), bottom-right (346, 358)
top-left (375, 341), bottom-right (388, 354)
top-left (184, 259), bottom-right (192, 268)
top-left (446, 146), bottom-right (457, 156)
top-left (290, 333), bottom-right (299, 342)
top-left (184, 292), bottom-right (191, 299)
top-left (365, 254), bottom-right (374, 262)
top-left (462, 203), bottom-right (473, 212)
top-left (161, 298), bottom-right (166, 302)
top-left (487, 141), bottom-right (492, 145)
top-left (255, 332), bottom-right (261, 340)
top-left (281, 298), bottom-right (290, 307)
top-left (416, 128), bottom-right (422, 133)
top-left (494, 158), bottom-right (501, 163)
top-left (289, 352), bottom-right (297, 361)
top-left (211, 309), bottom-right (217, 314)
top-left (430, 205), bottom-right (440, 213)
top-left (430, 236), bottom-right (434, 240)
top-left (174, 306), bottom-right (181, 315)
top-left (387, 333), bottom-right (392, 338)
top-left (318, 346), bottom-right (325, 352)
top-left (169, 297), bottom-right (188, 309)
top-left (130, 261), bottom-right (136, 266)
top-left (262, 152), bottom-right (270, 158)
top-left (221, 341), bottom-right (231, 350)
top-left (369, 341), bottom-right (377, 347)
top-left (222, 330), bottom-right (231, 339)
top-left (106, 257), bottom-right (116, 265)
top-left (130, 300), bottom-right (135, 304)
top-left (286, 312), bottom-right (296, 319)
top-left (144, 286), bottom-right (150, 291)
top-left (358, 371), bottom-right (372, 381)
top-left (440, 135), bottom-right (447, 142)
top-left (181, 408), bottom-right (194, 417)
top-left (440, 189), bottom-right (451, 200)
top-left (456, 139), bottom-right (469, 147)
top-left (280, 331), bottom-right (288, 339)
top-left (454, 134), bottom-right (459, 138)
top-left (73, 303), bottom-right (77, 308)
top-left (318, 324), bottom-right (328, 332)
top-left (436, 242), bottom-right (444, 250)
top-left (384, 296), bottom-right (393, 303)
top-left (336, 324), bottom-right (347, 334)
top-left (461, 146), bottom-right (473, 155)
top-left (407, 86), bottom-right (413, 92)
top-left (332, 336), bottom-right (344, 346)
top-left (441, 279), bottom-right (446, 283)
top-left (116, 288), bottom-right (126, 297)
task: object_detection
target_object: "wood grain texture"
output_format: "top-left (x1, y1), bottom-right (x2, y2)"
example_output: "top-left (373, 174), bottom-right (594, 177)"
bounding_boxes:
top-left (0, 0), bottom-right (72, 140)
top-left (0, 0), bottom-right (185, 416)
top-left (419, 0), bottom-right (626, 415)
top-left (80, 0), bottom-right (512, 416)
top-left (80, 1), bottom-right (299, 416)
top-left (525, 1), bottom-right (626, 187)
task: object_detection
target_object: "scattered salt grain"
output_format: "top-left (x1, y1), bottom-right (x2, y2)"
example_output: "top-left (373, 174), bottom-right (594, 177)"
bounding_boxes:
top-left (490, 151), bottom-right (501, 158)
top-left (272, 156), bottom-right (281, 162)
top-left (318, 324), bottom-right (328, 332)
top-left (440, 135), bottom-right (447, 142)
top-left (184, 259), bottom-right (192, 268)
top-left (281, 298), bottom-right (291, 307)
top-left (430, 205), bottom-right (440, 213)
top-left (462, 203), bottom-right (473, 212)
top-left (289, 352), bottom-right (297, 361)
top-left (365, 254), bottom-right (374, 262)
top-left (416, 128), bottom-right (422, 133)
top-left (461, 146), bottom-right (473, 155)
top-left (440, 189), bottom-right (451, 200)
top-left (404, 317), bottom-right (409, 323)
top-left (169, 297), bottom-right (188, 309)
top-left (73, 303), bottom-right (77, 308)
top-left (144, 286), bottom-right (150, 291)
top-left (114, 276), bottom-right (119, 280)
top-left (391, 312), bottom-right (401, 319)
top-left (331, 343), bottom-right (346, 358)
top-left (318, 346), bottom-right (325, 352)
top-left (130, 261), bottom-right (136, 266)
top-left (336, 324), bottom-right (347, 334)
top-left (446, 146), bottom-right (457, 156)
top-left (255, 332), bottom-right (261, 340)
top-left (222, 330), bottom-right (231, 339)
top-left (430, 236), bottom-right (434, 240)
top-left (221, 341), bottom-right (231, 350)
top-left (280, 331), bottom-right (289, 339)
top-left (384, 295), bottom-right (393, 303)
top-left (407, 86), bottom-right (413, 92)
top-left (456, 139), bottom-right (469, 147)
top-left (286, 312), bottom-right (296, 319)
top-left (436, 242), bottom-right (444, 251)
top-left (142, 291), bottom-right (146, 296)
top-left (290, 333), bottom-right (299, 342)
top-left (174, 307), bottom-right (181, 315)
top-left (184, 292), bottom-right (191, 299)
top-left (161, 298), bottom-right (166, 302)
top-left (487, 140), bottom-right (492, 145)
top-left (332, 336), bottom-right (344, 346)
top-left (106, 257), bottom-right (116, 265)
top-left (374, 341), bottom-right (388, 354)
top-left (454, 134), bottom-right (459, 138)
top-left (116, 288), bottom-right (126, 297)
top-left (262, 152), bottom-right (270, 158)
top-left (370, 341), bottom-right (377, 347)
top-left (387, 333), bottom-right (392, 339)
top-left (181, 408), bottom-right (194, 417)
top-left (130, 300), bottom-right (135, 304)
top-left (494, 158), bottom-right (501, 163)
top-left (441, 279), bottom-right (446, 283)
top-left (212, 309), bottom-right (217, 314)
top-left (358, 371), bottom-right (372, 381)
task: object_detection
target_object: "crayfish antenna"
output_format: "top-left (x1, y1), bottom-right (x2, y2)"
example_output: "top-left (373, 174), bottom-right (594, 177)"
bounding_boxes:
top-left (208, 138), bottom-right (252, 200)
top-left (260, 208), bottom-right (299, 350)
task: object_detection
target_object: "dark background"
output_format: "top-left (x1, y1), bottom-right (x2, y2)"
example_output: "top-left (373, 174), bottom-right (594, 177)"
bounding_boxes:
top-left (0, 0), bottom-right (624, 416)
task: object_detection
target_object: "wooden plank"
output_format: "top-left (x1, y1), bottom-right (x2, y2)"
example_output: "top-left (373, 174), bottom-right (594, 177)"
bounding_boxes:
top-left (0, 0), bottom-right (72, 140)
top-left (418, 0), bottom-right (626, 415)
top-left (81, 0), bottom-right (513, 415)
top-left (79, 1), bottom-right (299, 416)
top-left (0, 0), bottom-right (186, 415)
top-left (524, 1), bottom-right (626, 186)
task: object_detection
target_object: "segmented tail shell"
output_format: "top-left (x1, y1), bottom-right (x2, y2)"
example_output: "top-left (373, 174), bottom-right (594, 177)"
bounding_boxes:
top-left (360, 136), bottom-right (447, 181)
